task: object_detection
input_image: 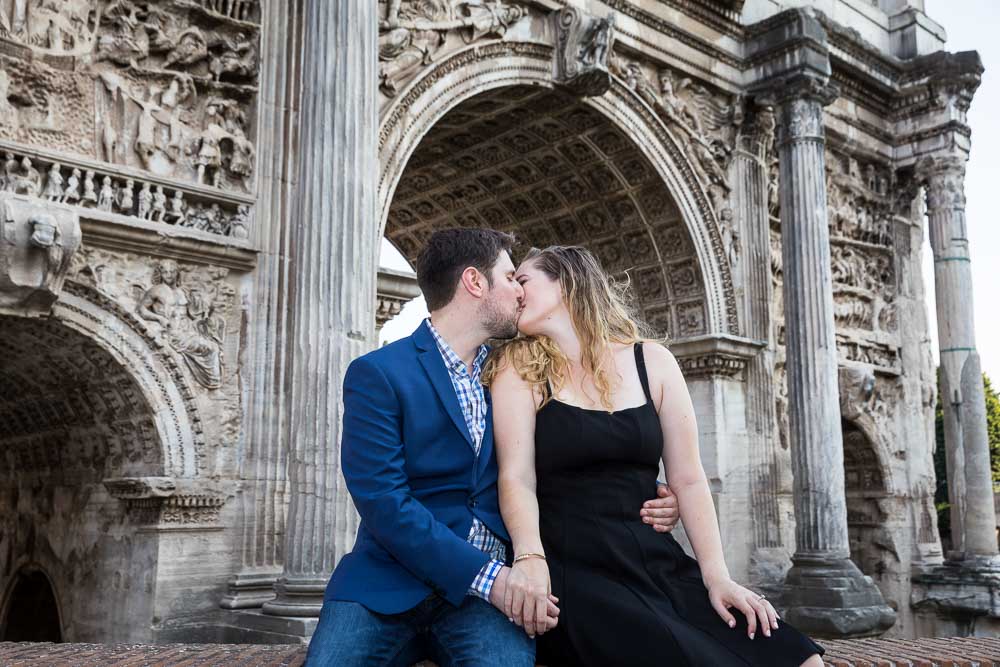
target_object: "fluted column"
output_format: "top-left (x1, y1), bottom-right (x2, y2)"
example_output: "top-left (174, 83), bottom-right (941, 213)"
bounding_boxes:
top-left (776, 83), bottom-right (848, 560)
top-left (732, 120), bottom-right (786, 575)
top-left (923, 155), bottom-right (998, 562)
top-left (220, 0), bottom-right (299, 612)
top-left (770, 77), bottom-right (895, 637)
top-left (262, 0), bottom-right (378, 617)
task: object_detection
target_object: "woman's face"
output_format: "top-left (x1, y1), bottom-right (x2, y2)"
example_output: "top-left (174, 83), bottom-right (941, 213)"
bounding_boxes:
top-left (515, 259), bottom-right (565, 336)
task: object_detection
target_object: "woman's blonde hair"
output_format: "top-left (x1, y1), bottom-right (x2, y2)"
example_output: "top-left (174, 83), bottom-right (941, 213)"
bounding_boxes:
top-left (482, 245), bottom-right (655, 412)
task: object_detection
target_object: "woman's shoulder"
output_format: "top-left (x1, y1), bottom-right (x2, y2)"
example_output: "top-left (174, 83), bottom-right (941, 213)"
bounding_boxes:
top-left (484, 337), bottom-right (543, 386)
top-left (639, 340), bottom-right (681, 375)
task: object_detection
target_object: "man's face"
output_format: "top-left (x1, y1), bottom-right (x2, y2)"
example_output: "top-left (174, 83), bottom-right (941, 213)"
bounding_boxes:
top-left (478, 250), bottom-right (524, 340)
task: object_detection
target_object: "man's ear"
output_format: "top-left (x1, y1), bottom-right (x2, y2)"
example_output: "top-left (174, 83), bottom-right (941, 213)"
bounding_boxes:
top-left (458, 266), bottom-right (486, 299)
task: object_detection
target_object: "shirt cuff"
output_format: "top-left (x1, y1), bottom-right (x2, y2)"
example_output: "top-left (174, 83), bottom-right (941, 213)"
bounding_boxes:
top-left (468, 558), bottom-right (504, 601)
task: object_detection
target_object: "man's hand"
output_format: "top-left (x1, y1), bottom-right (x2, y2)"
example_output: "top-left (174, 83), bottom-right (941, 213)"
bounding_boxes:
top-left (489, 565), bottom-right (559, 637)
top-left (640, 483), bottom-right (679, 532)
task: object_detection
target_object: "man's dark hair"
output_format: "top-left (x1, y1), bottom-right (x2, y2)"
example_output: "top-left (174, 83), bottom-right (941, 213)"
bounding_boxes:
top-left (416, 228), bottom-right (515, 311)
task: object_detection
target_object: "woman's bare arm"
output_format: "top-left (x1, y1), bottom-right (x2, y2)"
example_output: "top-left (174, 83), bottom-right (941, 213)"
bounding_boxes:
top-left (643, 342), bottom-right (730, 585)
top-left (492, 362), bottom-right (554, 637)
top-left (644, 341), bottom-right (777, 639)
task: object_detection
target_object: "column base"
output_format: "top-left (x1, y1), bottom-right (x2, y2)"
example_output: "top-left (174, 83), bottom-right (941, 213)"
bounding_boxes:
top-left (912, 555), bottom-right (1000, 618)
top-left (261, 577), bottom-right (326, 617)
top-left (770, 554), bottom-right (897, 638)
top-left (154, 609), bottom-right (317, 644)
top-left (219, 570), bottom-right (281, 610)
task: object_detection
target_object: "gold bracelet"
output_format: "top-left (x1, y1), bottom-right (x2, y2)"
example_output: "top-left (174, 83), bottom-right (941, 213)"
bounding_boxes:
top-left (513, 552), bottom-right (546, 564)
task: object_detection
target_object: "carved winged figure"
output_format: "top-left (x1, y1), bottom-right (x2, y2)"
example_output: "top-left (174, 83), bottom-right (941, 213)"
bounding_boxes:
top-left (378, 0), bottom-right (526, 96)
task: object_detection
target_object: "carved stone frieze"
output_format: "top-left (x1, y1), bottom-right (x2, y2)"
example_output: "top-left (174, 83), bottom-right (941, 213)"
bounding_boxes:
top-left (377, 0), bottom-right (527, 98)
top-left (104, 476), bottom-right (228, 526)
top-left (611, 51), bottom-right (744, 216)
top-left (1, 145), bottom-right (252, 238)
top-left (0, 192), bottom-right (81, 315)
top-left (669, 334), bottom-right (764, 381)
top-left (0, 0), bottom-right (260, 195)
top-left (64, 251), bottom-right (237, 395)
top-left (554, 8), bottom-right (616, 97)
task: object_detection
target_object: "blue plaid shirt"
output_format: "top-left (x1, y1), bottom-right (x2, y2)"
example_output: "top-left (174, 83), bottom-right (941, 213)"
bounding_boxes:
top-left (427, 320), bottom-right (507, 601)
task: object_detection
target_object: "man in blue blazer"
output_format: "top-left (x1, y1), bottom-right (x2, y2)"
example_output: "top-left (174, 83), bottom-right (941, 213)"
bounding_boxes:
top-left (306, 229), bottom-right (679, 666)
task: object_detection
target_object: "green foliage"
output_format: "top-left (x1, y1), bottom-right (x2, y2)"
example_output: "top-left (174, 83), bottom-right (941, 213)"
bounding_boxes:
top-left (934, 371), bottom-right (1000, 543)
top-left (987, 374), bottom-right (1000, 485)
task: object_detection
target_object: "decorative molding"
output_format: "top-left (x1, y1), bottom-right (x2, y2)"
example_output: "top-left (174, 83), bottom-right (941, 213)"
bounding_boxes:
top-left (0, 192), bottom-right (81, 316)
top-left (1, 142), bottom-right (255, 241)
top-left (669, 334), bottom-right (765, 380)
top-left (553, 8), bottom-right (616, 97)
top-left (376, 268), bottom-right (420, 332)
top-left (104, 476), bottom-right (229, 527)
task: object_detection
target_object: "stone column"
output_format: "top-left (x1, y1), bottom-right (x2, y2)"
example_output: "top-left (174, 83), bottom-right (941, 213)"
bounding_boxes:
top-left (261, 0), bottom-right (379, 618)
top-left (220, 0), bottom-right (299, 612)
top-left (770, 77), bottom-right (896, 637)
top-left (922, 155), bottom-right (999, 563)
top-left (732, 117), bottom-right (788, 581)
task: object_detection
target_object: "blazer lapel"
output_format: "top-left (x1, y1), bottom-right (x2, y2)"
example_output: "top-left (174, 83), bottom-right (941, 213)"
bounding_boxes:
top-left (475, 390), bottom-right (495, 483)
top-left (414, 323), bottom-right (475, 448)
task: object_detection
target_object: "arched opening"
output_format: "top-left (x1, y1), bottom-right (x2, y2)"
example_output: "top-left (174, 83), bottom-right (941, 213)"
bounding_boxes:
top-left (384, 85), bottom-right (709, 338)
top-left (1, 568), bottom-right (62, 642)
top-left (843, 419), bottom-right (893, 577)
top-left (0, 314), bottom-right (165, 641)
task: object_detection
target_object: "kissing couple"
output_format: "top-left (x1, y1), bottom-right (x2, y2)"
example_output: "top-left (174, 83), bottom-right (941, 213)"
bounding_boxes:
top-left (306, 228), bottom-right (824, 666)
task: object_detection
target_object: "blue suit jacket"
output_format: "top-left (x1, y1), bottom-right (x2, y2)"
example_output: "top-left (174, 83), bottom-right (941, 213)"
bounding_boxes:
top-left (325, 321), bottom-right (509, 614)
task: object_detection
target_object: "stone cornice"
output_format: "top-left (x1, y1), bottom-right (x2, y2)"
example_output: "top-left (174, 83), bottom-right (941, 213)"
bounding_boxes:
top-left (376, 268), bottom-right (421, 329)
top-left (669, 334), bottom-right (765, 380)
top-left (81, 213), bottom-right (258, 273)
top-left (745, 9), bottom-right (833, 101)
top-left (104, 477), bottom-right (232, 528)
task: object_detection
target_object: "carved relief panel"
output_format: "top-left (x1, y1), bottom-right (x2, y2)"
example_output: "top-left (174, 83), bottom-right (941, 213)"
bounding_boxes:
top-left (378, 0), bottom-right (528, 100)
top-left (0, 0), bottom-right (259, 238)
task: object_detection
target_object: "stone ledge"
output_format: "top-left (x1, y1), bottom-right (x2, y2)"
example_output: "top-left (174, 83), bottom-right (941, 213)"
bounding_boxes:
top-left (2, 638), bottom-right (1000, 666)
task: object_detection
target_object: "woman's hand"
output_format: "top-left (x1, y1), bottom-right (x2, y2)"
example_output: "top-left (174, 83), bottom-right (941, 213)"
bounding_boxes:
top-left (505, 557), bottom-right (555, 638)
top-left (706, 578), bottom-right (779, 640)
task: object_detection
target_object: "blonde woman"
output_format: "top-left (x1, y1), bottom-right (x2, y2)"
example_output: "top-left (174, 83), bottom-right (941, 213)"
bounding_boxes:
top-left (484, 245), bottom-right (823, 666)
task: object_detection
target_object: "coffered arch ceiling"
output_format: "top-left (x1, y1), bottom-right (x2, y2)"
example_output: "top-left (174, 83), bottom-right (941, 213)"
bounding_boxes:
top-left (0, 316), bottom-right (164, 484)
top-left (385, 86), bottom-right (709, 339)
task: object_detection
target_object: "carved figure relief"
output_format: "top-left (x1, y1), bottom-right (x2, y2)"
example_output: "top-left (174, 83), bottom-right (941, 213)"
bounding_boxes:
top-left (378, 0), bottom-right (527, 97)
top-left (612, 53), bottom-right (742, 216)
top-left (0, 193), bottom-right (82, 316)
top-left (1, 0), bottom-right (260, 196)
top-left (0, 147), bottom-right (248, 237)
top-left (0, 0), bottom-right (101, 55)
top-left (134, 259), bottom-right (228, 389)
top-left (554, 8), bottom-right (616, 97)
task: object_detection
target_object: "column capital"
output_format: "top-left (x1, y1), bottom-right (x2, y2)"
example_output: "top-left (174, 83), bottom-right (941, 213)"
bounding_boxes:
top-left (764, 77), bottom-right (838, 146)
top-left (918, 154), bottom-right (967, 212)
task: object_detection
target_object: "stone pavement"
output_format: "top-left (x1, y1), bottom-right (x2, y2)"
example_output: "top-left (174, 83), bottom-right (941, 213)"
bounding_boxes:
top-left (1, 637), bottom-right (1000, 666)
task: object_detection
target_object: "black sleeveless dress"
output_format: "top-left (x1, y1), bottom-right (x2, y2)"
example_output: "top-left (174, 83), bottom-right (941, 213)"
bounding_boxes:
top-left (533, 344), bottom-right (824, 667)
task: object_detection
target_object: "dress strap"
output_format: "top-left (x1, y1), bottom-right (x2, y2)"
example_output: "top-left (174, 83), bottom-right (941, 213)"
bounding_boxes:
top-left (633, 342), bottom-right (653, 403)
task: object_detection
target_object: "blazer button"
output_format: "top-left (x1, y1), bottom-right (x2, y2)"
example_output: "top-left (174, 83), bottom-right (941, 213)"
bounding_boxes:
top-left (470, 499), bottom-right (478, 508)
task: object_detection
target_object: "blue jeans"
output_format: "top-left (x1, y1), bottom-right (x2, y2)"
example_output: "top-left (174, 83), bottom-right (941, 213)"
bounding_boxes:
top-left (305, 595), bottom-right (535, 667)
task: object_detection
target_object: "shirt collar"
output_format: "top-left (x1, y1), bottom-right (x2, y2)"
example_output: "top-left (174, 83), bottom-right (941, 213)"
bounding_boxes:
top-left (426, 318), bottom-right (489, 379)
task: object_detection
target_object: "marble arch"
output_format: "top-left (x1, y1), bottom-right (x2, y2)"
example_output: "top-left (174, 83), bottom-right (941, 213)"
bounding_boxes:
top-left (378, 40), bottom-right (738, 336)
top-left (0, 284), bottom-right (201, 481)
